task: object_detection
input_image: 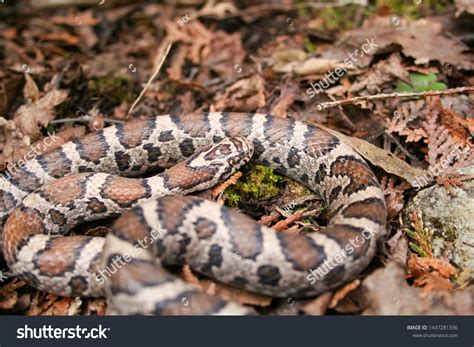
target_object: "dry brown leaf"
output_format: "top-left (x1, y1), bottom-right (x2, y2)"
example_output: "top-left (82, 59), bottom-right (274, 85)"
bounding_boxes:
top-left (314, 123), bottom-right (428, 186)
top-left (200, 279), bottom-right (272, 307)
top-left (272, 210), bottom-right (304, 232)
top-left (26, 293), bottom-right (56, 316)
top-left (181, 265), bottom-right (271, 307)
top-left (51, 297), bottom-right (75, 315)
top-left (14, 89), bottom-right (68, 137)
top-left (23, 73), bottom-right (39, 102)
top-left (340, 17), bottom-right (473, 70)
top-left (414, 273), bottom-right (455, 293)
top-left (38, 32), bottom-right (81, 46)
top-left (329, 280), bottom-right (360, 308)
top-left (214, 75), bottom-right (265, 111)
top-left (0, 290), bottom-right (18, 311)
top-left (351, 53), bottom-right (409, 94)
top-left (51, 10), bottom-right (99, 26)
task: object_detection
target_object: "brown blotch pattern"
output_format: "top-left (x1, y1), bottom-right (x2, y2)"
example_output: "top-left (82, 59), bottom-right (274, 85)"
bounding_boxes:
top-left (221, 113), bottom-right (253, 138)
top-left (43, 151), bottom-right (71, 178)
top-left (68, 276), bottom-right (89, 296)
top-left (110, 260), bottom-right (171, 295)
top-left (34, 236), bottom-right (87, 277)
top-left (102, 176), bottom-right (148, 206)
top-left (321, 224), bottom-right (370, 259)
top-left (194, 217), bottom-right (217, 240)
top-left (112, 210), bottom-right (150, 244)
top-left (77, 133), bottom-right (105, 163)
top-left (120, 118), bottom-right (153, 148)
top-left (330, 156), bottom-right (379, 196)
top-left (277, 233), bottom-right (324, 271)
top-left (156, 196), bottom-right (192, 235)
top-left (163, 163), bottom-right (214, 191)
top-left (174, 113), bottom-right (211, 137)
top-left (341, 198), bottom-right (386, 225)
top-left (42, 174), bottom-right (86, 205)
top-left (3, 208), bottom-right (44, 262)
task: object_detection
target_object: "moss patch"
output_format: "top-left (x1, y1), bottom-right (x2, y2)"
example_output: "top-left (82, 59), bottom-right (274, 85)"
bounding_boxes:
top-left (87, 74), bottom-right (135, 103)
top-left (224, 164), bottom-right (283, 207)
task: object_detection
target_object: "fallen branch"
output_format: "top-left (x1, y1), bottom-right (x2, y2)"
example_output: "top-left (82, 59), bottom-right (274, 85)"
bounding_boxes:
top-left (316, 86), bottom-right (474, 110)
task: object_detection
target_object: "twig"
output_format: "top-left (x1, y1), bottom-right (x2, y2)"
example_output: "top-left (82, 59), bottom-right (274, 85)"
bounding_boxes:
top-left (384, 132), bottom-right (417, 161)
top-left (128, 40), bottom-right (173, 117)
top-left (49, 116), bottom-right (124, 125)
top-left (316, 86), bottom-right (474, 110)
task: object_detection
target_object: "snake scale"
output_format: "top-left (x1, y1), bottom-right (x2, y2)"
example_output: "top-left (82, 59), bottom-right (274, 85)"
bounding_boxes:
top-left (1, 112), bottom-right (387, 315)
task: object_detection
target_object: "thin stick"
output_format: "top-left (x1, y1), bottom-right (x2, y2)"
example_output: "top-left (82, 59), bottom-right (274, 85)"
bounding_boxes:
top-left (127, 40), bottom-right (173, 117)
top-left (316, 86), bottom-right (474, 110)
top-left (49, 117), bottom-right (124, 125)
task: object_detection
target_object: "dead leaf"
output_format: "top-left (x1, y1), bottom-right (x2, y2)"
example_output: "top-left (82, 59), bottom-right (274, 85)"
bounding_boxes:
top-left (38, 32), bottom-right (81, 46)
top-left (313, 123), bottom-right (428, 186)
top-left (214, 75), bottom-right (266, 111)
top-left (200, 279), bottom-right (272, 307)
top-left (23, 74), bottom-right (39, 102)
top-left (181, 265), bottom-right (271, 307)
top-left (14, 89), bottom-right (68, 138)
top-left (329, 280), bottom-right (360, 308)
top-left (414, 273), bottom-right (455, 293)
top-left (351, 53), bottom-right (409, 94)
top-left (339, 17), bottom-right (473, 70)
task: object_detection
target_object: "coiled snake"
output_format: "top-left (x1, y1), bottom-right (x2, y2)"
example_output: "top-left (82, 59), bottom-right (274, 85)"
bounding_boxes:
top-left (1, 113), bottom-right (387, 315)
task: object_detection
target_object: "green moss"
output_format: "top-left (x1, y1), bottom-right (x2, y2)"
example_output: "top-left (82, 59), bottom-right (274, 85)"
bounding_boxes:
top-left (303, 37), bottom-right (317, 53)
top-left (374, 0), bottom-right (448, 19)
top-left (224, 165), bottom-right (283, 206)
top-left (444, 227), bottom-right (457, 241)
top-left (87, 74), bottom-right (134, 102)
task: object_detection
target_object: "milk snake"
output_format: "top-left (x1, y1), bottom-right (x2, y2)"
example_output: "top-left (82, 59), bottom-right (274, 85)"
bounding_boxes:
top-left (1, 113), bottom-right (387, 315)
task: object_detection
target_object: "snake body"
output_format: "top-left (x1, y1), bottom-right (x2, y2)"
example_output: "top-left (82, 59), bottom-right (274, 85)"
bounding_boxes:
top-left (1, 113), bottom-right (387, 314)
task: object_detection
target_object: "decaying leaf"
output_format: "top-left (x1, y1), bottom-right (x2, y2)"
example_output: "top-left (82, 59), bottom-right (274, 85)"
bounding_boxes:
top-left (14, 89), bottom-right (68, 138)
top-left (314, 123), bottom-right (428, 186)
top-left (339, 17), bottom-right (473, 70)
top-left (214, 75), bottom-right (266, 111)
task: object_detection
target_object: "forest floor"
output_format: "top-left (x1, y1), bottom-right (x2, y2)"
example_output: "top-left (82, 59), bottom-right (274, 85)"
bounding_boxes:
top-left (0, 0), bottom-right (472, 315)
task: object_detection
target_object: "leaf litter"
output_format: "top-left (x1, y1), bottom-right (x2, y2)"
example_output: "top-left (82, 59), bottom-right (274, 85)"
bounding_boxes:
top-left (0, 0), bottom-right (473, 316)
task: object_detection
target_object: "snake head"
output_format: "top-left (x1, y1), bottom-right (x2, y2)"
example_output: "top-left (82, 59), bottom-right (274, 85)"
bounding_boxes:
top-left (185, 137), bottom-right (254, 185)
top-left (204, 137), bottom-right (254, 171)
